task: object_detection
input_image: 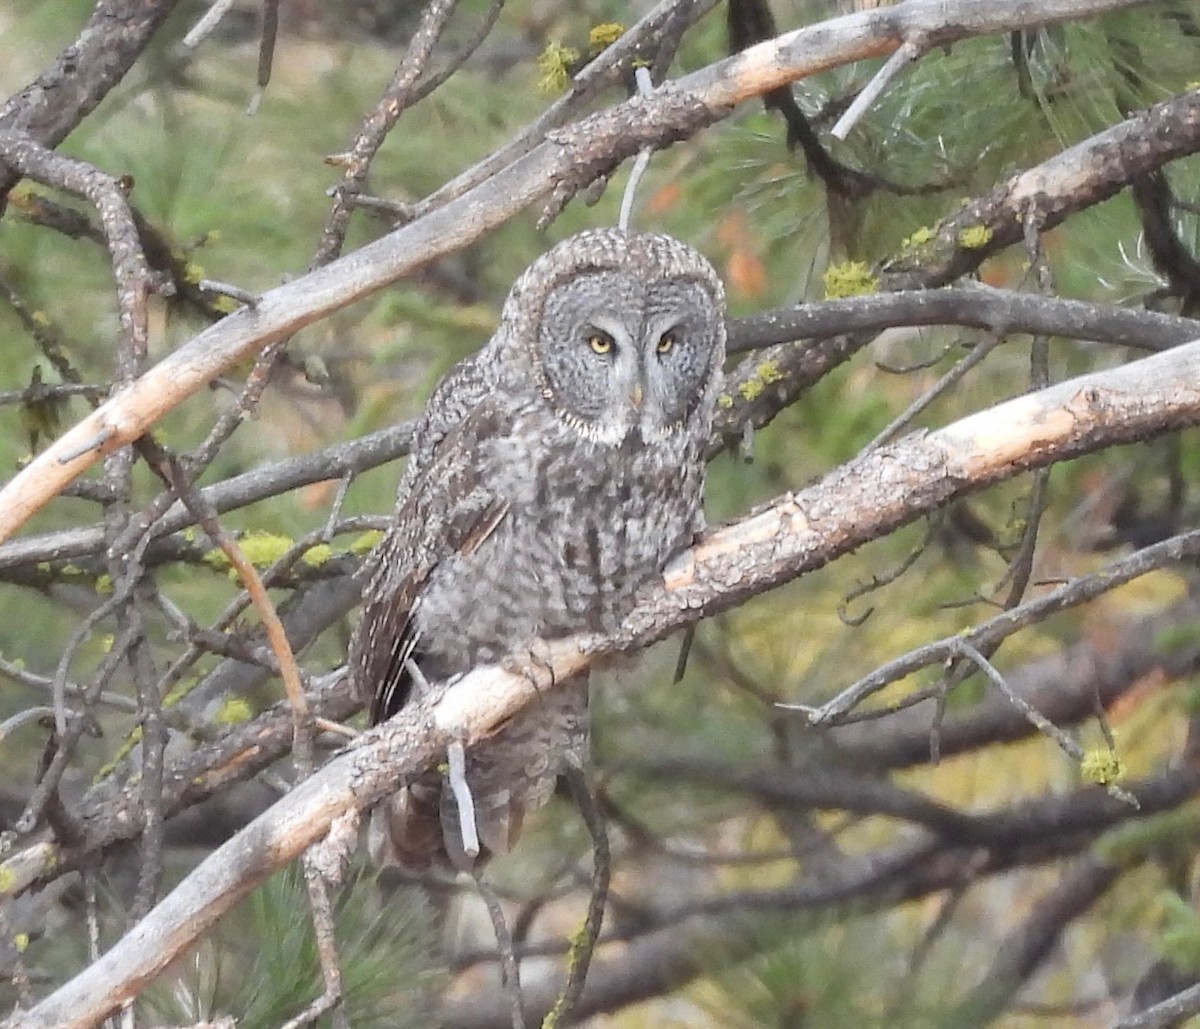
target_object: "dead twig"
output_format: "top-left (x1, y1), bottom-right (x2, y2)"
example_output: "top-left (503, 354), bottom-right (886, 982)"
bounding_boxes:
top-left (0, 134), bottom-right (156, 356)
top-left (542, 764), bottom-right (611, 1028)
top-left (473, 874), bottom-right (525, 1029)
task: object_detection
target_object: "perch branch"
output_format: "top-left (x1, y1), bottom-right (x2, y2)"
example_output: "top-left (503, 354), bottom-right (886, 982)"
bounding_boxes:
top-left (8, 334), bottom-right (1200, 1029)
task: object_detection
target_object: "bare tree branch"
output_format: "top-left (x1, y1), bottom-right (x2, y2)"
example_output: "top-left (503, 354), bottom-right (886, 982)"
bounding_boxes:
top-left (953, 856), bottom-right (1125, 1023)
top-left (439, 768), bottom-right (1197, 1027)
top-left (5, 282), bottom-right (1192, 576)
top-left (0, 0), bottom-right (179, 193)
top-left (7, 333), bottom-right (1200, 1027)
top-left (0, 0), bottom-right (1165, 544)
top-left (0, 135), bottom-right (157, 355)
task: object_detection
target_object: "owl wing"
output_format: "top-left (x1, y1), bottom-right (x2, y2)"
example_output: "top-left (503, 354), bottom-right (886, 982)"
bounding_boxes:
top-left (352, 361), bottom-right (510, 726)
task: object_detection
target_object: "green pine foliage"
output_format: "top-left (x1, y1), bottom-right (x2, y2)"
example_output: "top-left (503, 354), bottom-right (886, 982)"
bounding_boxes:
top-left (143, 866), bottom-right (443, 1028)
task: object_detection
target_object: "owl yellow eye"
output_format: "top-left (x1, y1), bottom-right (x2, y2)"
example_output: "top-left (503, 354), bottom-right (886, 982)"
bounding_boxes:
top-left (656, 331), bottom-right (677, 354)
top-left (588, 332), bottom-right (614, 355)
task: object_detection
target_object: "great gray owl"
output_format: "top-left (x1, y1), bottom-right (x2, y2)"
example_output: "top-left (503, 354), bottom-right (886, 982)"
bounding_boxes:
top-left (349, 228), bottom-right (726, 871)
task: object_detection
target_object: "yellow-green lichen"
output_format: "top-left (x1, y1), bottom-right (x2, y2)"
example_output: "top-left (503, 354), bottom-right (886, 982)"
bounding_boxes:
top-left (204, 531), bottom-right (298, 576)
top-left (95, 574), bottom-right (113, 595)
top-left (31, 310), bottom-right (51, 328)
top-left (215, 696), bottom-right (254, 724)
top-left (1081, 748), bottom-right (1123, 786)
top-left (1159, 891), bottom-right (1200, 973)
top-left (14, 932), bottom-right (28, 953)
top-left (350, 530), bottom-right (385, 554)
top-left (822, 261), bottom-right (877, 300)
top-left (543, 917), bottom-right (596, 1028)
top-left (957, 225), bottom-right (993, 249)
top-left (163, 674), bottom-right (203, 709)
top-left (735, 359), bottom-right (786, 402)
top-left (588, 22), bottom-right (624, 53)
top-left (0, 866), bottom-right (16, 894)
top-left (239, 532), bottom-right (295, 567)
top-left (901, 225), bottom-right (936, 251)
top-left (537, 42), bottom-right (580, 93)
top-left (202, 547), bottom-right (231, 572)
top-left (755, 359), bottom-right (783, 385)
top-left (717, 394), bottom-right (734, 409)
top-left (303, 543), bottom-right (334, 568)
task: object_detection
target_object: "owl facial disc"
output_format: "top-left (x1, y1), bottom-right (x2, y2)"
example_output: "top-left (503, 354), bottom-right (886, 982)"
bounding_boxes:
top-left (533, 264), bottom-right (723, 444)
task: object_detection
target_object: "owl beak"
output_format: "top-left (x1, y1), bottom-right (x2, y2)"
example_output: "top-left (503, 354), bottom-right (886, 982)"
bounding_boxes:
top-left (629, 384), bottom-right (644, 410)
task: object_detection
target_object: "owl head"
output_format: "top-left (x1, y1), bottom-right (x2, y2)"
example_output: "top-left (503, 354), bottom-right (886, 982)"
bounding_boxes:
top-left (499, 229), bottom-right (726, 445)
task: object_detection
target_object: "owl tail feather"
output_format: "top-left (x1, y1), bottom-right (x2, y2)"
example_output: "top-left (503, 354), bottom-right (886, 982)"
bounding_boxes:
top-left (366, 775), bottom-right (526, 873)
top-left (367, 779), bottom-right (446, 871)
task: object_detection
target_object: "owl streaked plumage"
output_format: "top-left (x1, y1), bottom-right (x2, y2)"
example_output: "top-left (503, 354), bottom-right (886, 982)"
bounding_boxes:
top-left (349, 228), bottom-right (726, 871)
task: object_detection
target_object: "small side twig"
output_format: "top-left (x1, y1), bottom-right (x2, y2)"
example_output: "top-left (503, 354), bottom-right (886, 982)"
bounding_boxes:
top-left (198, 279), bottom-right (261, 308)
top-left (278, 989), bottom-right (343, 1029)
top-left (1117, 980), bottom-right (1200, 1029)
top-left (407, 0), bottom-right (506, 108)
top-left (618, 67), bottom-right (657, 230)
top-left (316, 0), bottom-right (460, 263)
top-left (862, 333), bottom-right (1003, 451)
top-left (837, 517), bottom-right (939, 624)
top-left (949, 639), bottom-right (1082, 761)
top-left (831, 35), bottom-right (928, 140)
top-left (128, 621), bottom-right (166, 923)
top-left (0, 133), bottom-right (155, 357)
top-left (294, 855), bottom-right (349, 1029)
top-left (256, 0), bottom-right (281, 92)
top-left (140, 435), bottom-right (352, 1024)
top-left (136, 438), bottom-right (313, 768)
top-left (181, 0), bottom-right (239, 50)
top-left (56, 427), bottom-right (115, 464)
top-left (19, 617), bottom-right (140, 834)
top-left (322, 473), bottom-right (354, 541)
top-left (542, 763), bottom-right (611, 1029)
top-left (788, 524), bottom-right (1200, 725)
top-left (473, 873), bottom-right (526, 1029)
top-left (446, 739), bottom-right (481, 860)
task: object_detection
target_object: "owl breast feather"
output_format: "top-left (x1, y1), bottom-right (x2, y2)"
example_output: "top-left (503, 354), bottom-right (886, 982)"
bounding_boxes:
top-left (411, 415), bottom-right (703, 682)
